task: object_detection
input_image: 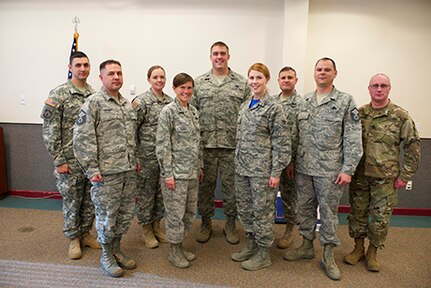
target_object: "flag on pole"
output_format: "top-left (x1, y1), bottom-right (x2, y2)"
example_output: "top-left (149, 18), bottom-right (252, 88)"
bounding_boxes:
top-left (67, 32), bottom-right (79, 79)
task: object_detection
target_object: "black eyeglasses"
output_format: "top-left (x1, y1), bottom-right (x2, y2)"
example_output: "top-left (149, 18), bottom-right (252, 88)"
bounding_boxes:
top-left (370, 84), bottom-right (390, 89)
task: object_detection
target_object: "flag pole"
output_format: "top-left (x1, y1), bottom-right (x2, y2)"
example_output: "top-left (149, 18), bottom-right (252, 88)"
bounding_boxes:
top-left (68, 16), bottom-right (80, 79)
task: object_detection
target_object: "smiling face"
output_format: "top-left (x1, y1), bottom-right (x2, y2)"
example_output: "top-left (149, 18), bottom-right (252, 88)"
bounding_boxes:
top-left (69, 57), bottom-right (90, 82)
top-left (278, 70), bottom-right (298, 95)
top-left (210, 45), bottom-right (230, 73)
top-left (248, 69), bottom-right (269, 99)
top-left (174, 81), bottom-right (193, 107)
top-left (148, 68), bottom-right (166, 94)
top-left (314, 59), bottom-right (337, 88)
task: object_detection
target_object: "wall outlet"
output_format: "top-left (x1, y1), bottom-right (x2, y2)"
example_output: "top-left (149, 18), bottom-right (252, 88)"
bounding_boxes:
top-left (20, 95), bottom-right (26, 105)
top-left (405, 181), bottom-right (413, 190)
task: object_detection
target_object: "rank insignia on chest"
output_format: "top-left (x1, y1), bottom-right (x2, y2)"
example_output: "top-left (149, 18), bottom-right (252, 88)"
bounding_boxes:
top-left (76, 111), bottom-right (87, 125)
top-left (351, 108), bottom-right (360, 122)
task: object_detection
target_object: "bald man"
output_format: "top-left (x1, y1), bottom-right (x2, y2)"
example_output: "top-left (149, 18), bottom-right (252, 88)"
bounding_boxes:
top-left (345, 73), bottom-right (421, 272)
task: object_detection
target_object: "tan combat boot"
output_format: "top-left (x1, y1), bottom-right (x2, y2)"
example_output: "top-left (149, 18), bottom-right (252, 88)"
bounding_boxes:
top-left (366, 244), bottom-right (381, 272)
top-left (231, 236), bottom-right (258, 262)
top-left (241, 247), bottom-right (272, 271)
top-left (68, 238), bottom-right (82, 259)
top-left (283, 237), bottom-right (315, 261)
top-left (344, 237), bottom-right (365, 265)
top-left (180, 243), bottom-right (196, 261)
top-left (196, 217), bottom-right (212, 243)
top-left (152, 220), bottom-right (168, 243)
top-left (81, 231), bottom-right (102, 249)
top-left (113, 236), bottom-right (137, 270)
top-left (223, 216), bottom-right (240, 245)
top-left (168, 243), bottom-right (190, 268)
top-left (277, 223), bottom-right (294, 249)
top-left (142, 223), bottom-right (158, 248)
top-left (320, 244), bottom-right (341, 281)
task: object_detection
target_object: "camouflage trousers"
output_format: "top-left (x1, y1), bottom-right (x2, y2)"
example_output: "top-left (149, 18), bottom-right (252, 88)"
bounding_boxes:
top-left (136, 159), bottom-right (164, 226)
top-left (54, 170), bottom-right (94, 239)
top-left (90, 171), bottom-right (137, 244)
top-left (161, 178), bottom-right (198, 244)
top-left (236, 174), bottom-right (276, 248)
top-left (348, 175), bottom-right (398, 248)
top-left (198, 148), bottom-right (236, 218)
top-left (279, 167), bottom-right (298, 225)
top-left (296, 172), bottom-right (343, 246)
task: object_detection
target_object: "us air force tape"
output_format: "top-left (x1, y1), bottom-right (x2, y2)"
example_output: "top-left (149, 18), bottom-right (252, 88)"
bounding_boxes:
top-left (351, 108), bottom-right (360, 122)
top-left (76, 111), bottom-right (87, 126)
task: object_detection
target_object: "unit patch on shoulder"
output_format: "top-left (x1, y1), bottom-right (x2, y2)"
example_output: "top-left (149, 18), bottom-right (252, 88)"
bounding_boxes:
top-left (44, 98), bottom-right (59, 108)
top-left (76, 110), bottom-right (87, 126)
top-left (351, 108), bottom-right (360, 122)
top-left (41, 105), bottom-right (54, 120)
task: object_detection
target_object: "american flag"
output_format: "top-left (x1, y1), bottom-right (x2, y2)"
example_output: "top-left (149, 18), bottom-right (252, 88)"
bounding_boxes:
top-left (67, 32), bottom-right (79, 79)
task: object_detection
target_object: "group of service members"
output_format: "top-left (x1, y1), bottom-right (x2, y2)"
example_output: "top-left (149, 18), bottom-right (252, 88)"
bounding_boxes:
top-left (41, 41), bottom-right (420, 280)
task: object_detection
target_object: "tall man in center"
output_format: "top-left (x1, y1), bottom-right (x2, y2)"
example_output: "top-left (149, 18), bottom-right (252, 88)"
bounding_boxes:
top-left (191, 41), bottom-right (251, 244)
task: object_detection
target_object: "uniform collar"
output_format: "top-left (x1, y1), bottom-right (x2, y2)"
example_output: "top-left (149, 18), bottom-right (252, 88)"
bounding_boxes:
top-left (100, 86), bottom-right (127, 105)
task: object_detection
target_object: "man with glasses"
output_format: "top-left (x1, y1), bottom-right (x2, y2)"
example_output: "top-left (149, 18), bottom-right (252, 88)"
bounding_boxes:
top-left (345, 73), bottom-right (420, 272)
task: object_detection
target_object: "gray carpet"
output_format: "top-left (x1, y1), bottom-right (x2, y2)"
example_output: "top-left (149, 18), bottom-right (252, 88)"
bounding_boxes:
top-left (0, 259), bottom-right (227, 288)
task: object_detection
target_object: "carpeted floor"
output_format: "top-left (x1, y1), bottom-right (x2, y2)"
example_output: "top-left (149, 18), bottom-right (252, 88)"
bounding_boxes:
top-left (1, 207), bottom-right (431, 288)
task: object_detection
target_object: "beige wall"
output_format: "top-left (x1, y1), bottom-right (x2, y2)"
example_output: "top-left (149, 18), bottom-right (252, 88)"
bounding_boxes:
top-left (305, 0), bottom-right (431, 137)
top-left (1, 0), bottom-right (430, 136)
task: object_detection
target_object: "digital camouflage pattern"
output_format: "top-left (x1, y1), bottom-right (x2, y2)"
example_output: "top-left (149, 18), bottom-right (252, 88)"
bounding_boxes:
top-left (41, 80), bottom-right (95, 239)
top-left (73, 86), bottom-right (138, 179)
top-left (296, 173), bottom-right (344, 246)
top-left (90, 171), bottom-right (137, 244)
top-left (198, 148), bottom-right (236, 218)
top-left (161, 178), bottom-right (199, 244)
top-left (132, 89), bottom-right (172, 225)
top-left (133, 89), bottom-right (172, 160)
top-left (236, 174), bottom-right (277, 248)
top-left (191, 69), bottom-right (250, 219)
top-left (41, 80), bottom-right (95, 170)
top-left (295, 87), bottom-right (363, 177)
top-left (295, 87), bottom-right (363, 247)
top-left (156, 99), bottom-right (202, 244)
top-left (191, 69), bottom-right (250, 149)
top-left (348, 101), bottom-right (420, 248)
top-left (156, 98), bottom-right (202, 180)
top-left (272, 92), bottom-right (302, 223)
top-left (73, 86), bottom-right (139, 244)
top-left (235, 92), bottom-right (291, 178)
top-left (235, 93), bottom-right (291, 248)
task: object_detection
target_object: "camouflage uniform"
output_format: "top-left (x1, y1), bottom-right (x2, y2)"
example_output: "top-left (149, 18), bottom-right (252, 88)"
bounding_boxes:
top-left (191, 69), bottom-right (250, 219)
top-left (235, 93), bottom-right (291, 247)
top-left (296, 87), bottom-right (363, 246)
top-left (272, 91), bottom-right (301, 224)
top-left (156, 99), bottom-right (202, 244)
top-left (348, 101), bottom-right (420, 248)
top-left (132, 89), bottom-right (172, 226)
top-left (73, 86), bottom-right (138, 244)
top-left (41, 80), bottom-right (95, 239)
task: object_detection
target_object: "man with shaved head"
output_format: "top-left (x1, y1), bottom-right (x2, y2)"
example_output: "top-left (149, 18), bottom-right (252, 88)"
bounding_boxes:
top-left (345, 73), bottom-right (421, 272)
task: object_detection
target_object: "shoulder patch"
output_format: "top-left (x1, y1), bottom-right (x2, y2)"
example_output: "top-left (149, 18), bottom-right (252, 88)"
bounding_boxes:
top-left (41, 105), bottom-right (54, 120)
top-left (44, 98), bottom-right (59, 108)
top-left (351, 108), bottom-right (360, 122)
top-left (76, 110), bottom-right (87, 126)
